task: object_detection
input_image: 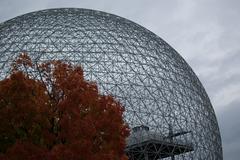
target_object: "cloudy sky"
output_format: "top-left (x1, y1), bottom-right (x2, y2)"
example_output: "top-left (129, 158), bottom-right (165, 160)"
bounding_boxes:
top-left (0, 0), bottom-right (239, 159)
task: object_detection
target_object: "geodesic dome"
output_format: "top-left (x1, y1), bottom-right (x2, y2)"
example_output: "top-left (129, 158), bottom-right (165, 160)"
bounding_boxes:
top-left (0, 8), bottom-right (222, 160)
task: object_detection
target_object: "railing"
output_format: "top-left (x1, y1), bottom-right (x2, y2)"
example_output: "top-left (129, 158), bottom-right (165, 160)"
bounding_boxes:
top-left (126, 131), bottom-right (193, 147)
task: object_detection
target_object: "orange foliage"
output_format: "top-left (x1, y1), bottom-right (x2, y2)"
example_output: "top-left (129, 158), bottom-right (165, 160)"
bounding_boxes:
top-left (0, 53), bottom-right (129, 160)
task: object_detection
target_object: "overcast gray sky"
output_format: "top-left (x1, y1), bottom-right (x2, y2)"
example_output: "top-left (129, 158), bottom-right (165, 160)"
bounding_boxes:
top-left (0, 0), bottom-right (239, 159)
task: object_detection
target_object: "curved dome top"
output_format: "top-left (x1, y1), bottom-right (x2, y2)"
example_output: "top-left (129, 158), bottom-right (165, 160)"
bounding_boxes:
top-left (0, 8), bottom-right (222, 159)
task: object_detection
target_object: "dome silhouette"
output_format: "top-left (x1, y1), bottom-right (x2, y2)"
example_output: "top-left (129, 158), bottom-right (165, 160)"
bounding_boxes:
top-left (0, 8), bottom-right (222, 160)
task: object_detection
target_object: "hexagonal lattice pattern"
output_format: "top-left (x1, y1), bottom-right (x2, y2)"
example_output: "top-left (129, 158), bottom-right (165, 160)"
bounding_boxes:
top-left (0, 8), bottom-right (222, 159)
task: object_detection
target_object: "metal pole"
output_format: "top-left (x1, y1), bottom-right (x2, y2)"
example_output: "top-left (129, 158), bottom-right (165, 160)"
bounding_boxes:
top-left (144, 152), bottom-right (149, 160)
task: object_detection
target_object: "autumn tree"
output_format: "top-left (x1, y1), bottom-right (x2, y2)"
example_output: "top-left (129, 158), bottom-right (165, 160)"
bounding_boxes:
top-left (0, 53), bottom-right (129, 160)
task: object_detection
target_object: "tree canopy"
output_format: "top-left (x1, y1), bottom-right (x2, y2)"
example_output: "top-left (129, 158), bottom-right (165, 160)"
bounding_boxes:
top-left (0, 53), bottom-right (129, 160)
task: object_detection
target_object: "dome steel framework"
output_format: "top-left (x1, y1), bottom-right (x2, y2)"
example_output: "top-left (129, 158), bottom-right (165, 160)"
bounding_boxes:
top-left (0, 8), bottom-right (222, 160)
